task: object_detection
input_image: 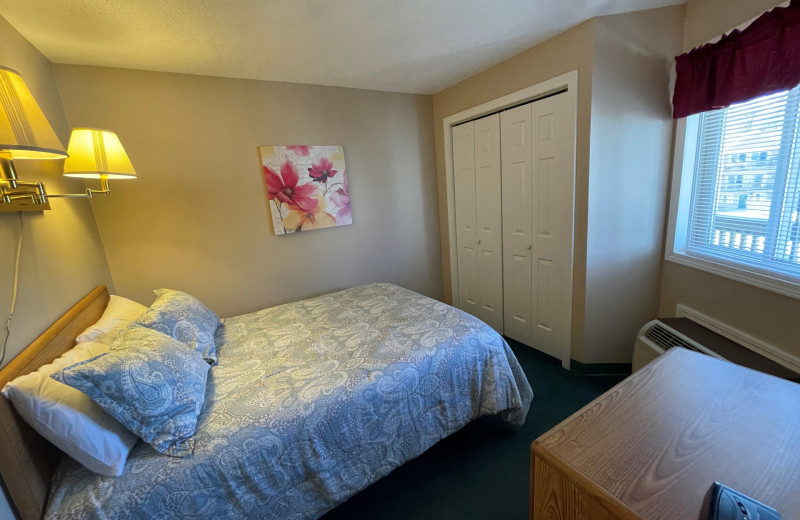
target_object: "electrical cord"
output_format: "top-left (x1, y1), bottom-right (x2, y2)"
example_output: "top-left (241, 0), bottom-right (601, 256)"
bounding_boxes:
top-left (1, 212), bottom-right (23, 367)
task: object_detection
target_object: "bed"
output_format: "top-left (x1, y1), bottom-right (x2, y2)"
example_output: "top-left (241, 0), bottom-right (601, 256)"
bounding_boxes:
top-left (0, 283), bottom-right (533, 520)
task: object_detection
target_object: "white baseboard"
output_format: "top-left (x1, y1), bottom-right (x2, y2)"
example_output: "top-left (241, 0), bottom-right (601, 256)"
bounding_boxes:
top-left (675, 304), bottom-right (800, 375)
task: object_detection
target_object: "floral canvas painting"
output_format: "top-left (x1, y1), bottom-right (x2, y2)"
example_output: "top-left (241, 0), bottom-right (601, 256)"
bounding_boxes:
top-left (260, 145), bottom-right (351, 235)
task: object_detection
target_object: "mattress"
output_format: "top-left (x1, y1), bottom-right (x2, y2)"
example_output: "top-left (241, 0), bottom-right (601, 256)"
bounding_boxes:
top-left (46, 283), bottom-right (533, 519)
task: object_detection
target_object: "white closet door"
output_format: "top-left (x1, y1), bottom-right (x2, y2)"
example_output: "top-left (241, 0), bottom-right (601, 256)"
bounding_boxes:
top-left (501, 104), bottom-right (534, 345)
top-left (473, 114), bottom-right (503, 332)
top-left (501, 92), bottom-right (574, 366)
top-left (453, 122), bottom-right (480, 318)
top-left (454, 116), bottom-right (504, 332)
top-left (530, 92), bottom-right (573, 364)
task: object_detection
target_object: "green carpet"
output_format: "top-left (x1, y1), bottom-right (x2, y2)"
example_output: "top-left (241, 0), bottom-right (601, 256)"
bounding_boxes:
top-left (321, 338), bottom-right (626, 520)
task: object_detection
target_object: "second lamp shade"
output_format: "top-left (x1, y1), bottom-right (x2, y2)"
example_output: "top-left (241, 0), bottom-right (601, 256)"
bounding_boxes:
top-left (62, 128), bottom-right (136, 179)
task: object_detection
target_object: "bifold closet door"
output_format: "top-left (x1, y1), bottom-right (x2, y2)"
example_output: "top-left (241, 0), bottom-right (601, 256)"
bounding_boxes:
top-left (502, 92), bottom-right (573, 365)
top-left (500, 105), bottom-right (534, 345)
top-left (453, 115), bottom-right (503, 332)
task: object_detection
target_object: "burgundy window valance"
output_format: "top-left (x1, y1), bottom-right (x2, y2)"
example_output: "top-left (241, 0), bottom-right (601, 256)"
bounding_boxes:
top-left (672, 0), bottom-right (800, 119)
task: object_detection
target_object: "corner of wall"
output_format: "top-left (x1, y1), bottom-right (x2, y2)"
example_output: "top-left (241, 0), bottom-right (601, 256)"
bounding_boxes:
top-left (580, 4), bottom-right (683, 364)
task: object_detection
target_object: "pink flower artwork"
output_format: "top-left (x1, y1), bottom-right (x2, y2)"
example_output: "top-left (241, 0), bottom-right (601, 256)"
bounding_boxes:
top-left (259, 145), bottom-right (352, 235)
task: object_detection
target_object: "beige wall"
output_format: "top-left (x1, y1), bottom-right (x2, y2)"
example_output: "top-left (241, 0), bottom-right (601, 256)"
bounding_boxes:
top-left (0, 15), bottom-right (113, 518)
top-left (53, 65), bottom-right (442, 316)
top-left (432, 21), bottom-right (595, 356)
top-left (659, 0), bottom-right (800, 360)
top-left (583, 6), bottom-right (683, 363)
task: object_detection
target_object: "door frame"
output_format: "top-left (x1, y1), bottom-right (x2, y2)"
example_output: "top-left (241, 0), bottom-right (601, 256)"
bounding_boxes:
top-left (443, 70), bottom-right (578, 367)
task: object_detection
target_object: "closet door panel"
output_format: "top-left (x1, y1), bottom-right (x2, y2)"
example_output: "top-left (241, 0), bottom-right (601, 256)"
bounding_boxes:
top-left (530, 92), bottom-right (572, 363)
top-left (453, 122), bottom-right (480, 317)
top-left (501, 104), bottom-right (533, 345)
top-left (473, 114), bottom-right (503, 332)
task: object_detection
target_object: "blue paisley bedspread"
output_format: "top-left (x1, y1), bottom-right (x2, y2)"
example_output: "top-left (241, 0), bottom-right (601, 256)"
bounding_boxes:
top-left (45, 283), bottom-right (533, 519)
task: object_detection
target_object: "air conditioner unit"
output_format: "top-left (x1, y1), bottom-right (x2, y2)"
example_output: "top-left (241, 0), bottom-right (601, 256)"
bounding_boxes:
top-left (632, 319), bottom-right (726, 372)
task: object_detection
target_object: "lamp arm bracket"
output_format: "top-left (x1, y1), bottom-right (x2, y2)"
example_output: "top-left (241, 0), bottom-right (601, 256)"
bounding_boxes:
top-left (46, 188), bottom-right (110, 200)
top-left (39, 177), bottom-right (111, 201)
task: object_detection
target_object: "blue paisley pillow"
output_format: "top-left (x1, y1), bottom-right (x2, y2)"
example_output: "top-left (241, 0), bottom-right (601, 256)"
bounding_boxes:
top-left (132, 289), bottom-right (220, 364)
top-left (51, 327), bottom-right (210, 457)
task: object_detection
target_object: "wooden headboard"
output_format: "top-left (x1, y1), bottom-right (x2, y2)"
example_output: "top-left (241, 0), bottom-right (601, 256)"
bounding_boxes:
top-left (0, 285), bottom-right (109, 520)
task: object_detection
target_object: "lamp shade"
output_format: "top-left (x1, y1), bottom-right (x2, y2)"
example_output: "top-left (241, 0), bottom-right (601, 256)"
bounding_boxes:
top-left (62, 128), bottom-right (137, 179)
top-left (0, 66), bottom-right (67, 159)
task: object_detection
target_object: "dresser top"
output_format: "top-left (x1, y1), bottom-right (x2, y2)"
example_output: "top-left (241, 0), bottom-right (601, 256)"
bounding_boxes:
top-left (534, 348), bottom-right (800, 519)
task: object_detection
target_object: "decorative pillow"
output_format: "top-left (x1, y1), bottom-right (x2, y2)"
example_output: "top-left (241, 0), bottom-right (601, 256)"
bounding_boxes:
top-left (131, 289), bottom-right (220, 364)
top-left (51, 327), bottom-right (211, 457)
top-left (76, 295), bottom-right (148, 345)
top-left (1, 341), bottom-right (139, 476)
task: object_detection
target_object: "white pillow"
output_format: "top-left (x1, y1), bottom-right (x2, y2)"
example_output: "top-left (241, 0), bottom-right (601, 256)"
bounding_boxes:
top-left (76, 295), bottom-right (148, 345)
top-left (1, 341), bottom-right (139, 476)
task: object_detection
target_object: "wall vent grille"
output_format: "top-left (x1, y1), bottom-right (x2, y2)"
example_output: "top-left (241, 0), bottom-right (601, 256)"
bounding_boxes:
top-left (645, 324), bottom-right (703, 353)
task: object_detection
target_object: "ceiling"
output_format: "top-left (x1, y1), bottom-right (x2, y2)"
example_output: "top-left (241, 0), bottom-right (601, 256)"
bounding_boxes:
top-left (0, 0), bottom-right (684, 95)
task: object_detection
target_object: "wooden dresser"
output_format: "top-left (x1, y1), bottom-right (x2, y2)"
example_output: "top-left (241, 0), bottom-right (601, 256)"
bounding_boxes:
top-left (530, 347), bottom-right (800, 520)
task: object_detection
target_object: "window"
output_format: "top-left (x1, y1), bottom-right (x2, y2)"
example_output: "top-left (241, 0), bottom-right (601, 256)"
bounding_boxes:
top-left (670, 85), bottom-right (800, 296)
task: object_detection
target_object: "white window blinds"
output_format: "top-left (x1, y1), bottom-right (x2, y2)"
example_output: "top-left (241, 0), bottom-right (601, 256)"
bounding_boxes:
top-left (687, 85), bottom-right (800, 281)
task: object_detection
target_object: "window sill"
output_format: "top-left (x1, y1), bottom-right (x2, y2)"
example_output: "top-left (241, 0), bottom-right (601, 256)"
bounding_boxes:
top-left (665, 251), bottom-right (800, 301)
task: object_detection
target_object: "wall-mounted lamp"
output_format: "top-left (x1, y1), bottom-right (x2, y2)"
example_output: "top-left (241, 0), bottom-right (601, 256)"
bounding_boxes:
top-left (57, 128), bottom-right (137, 199)
top-left (0, 65), bottom-right (67, 211)
top-left (0, 66), bottom-right (136, 212)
